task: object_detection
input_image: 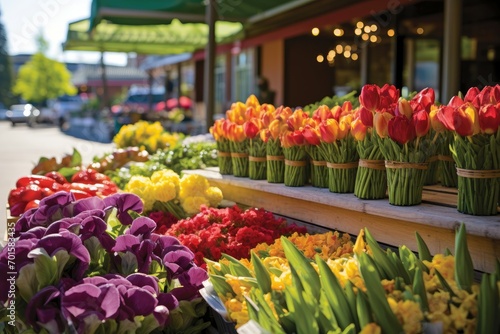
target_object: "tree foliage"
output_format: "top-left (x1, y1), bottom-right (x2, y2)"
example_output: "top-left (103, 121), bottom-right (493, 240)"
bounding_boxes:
top-left (0, 10), bottom-right (14, 106)
top-left (13, 53), bottom-right (77, 104)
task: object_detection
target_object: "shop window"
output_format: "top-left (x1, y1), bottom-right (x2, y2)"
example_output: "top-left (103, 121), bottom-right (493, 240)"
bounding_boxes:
top-left (214, 55), bottom-right (226, 116)
top-left (232, 48), bottom-right (256, 102)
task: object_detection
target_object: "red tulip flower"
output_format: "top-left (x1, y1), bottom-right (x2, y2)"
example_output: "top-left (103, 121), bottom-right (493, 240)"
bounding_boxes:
top-left (313, 105), bottom-right (333, 122)
top-left (413, 109), bottom-right (430, 138)
top-left (388, 115), bottom-right (416, 145)
top-left (411, 87), bottom-right (435, 112)
top-left (287, 109), bottom-right (309, 131)
top-left (478, 104), bottom-right (500, 134)
top-left (243, 119), bottom-right (261, 139)
top-left (454, 103), bottom-right (480, 137)
top-left (302, 125), bottom-right (321, 146)
top-left (379, 84), bottom-right (400, 109)
top-left (360, 84), bottom-right (381, 111)
top-left (464, 87), bottom-right (480, 106)
top-left (359, 106), bottom-right (374, 127)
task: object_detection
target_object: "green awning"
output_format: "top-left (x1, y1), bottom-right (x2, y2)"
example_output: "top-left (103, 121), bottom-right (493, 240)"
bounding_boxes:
top-left (63, 18), bottom-right (242, 54)
top-left (90, 0), bottom-right (304, 29)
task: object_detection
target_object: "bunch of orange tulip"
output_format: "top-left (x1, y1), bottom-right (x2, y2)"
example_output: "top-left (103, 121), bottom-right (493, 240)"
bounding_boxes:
top-left (435, 85), bottom-right (500, 215)
top-left (210, 118), bottom-right (233, 174)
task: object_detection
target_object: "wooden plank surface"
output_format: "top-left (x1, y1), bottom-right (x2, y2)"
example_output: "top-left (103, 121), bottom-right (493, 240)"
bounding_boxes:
top-left (185, 168), bottom-right (500, 273)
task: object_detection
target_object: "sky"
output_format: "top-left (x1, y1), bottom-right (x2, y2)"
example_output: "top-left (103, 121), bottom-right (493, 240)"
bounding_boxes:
top-left (0, 0), bottom-right (127, 66)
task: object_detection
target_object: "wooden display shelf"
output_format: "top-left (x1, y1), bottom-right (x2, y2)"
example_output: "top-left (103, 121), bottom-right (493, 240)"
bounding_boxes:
top-left (185, 168), bottom-right (500, 273)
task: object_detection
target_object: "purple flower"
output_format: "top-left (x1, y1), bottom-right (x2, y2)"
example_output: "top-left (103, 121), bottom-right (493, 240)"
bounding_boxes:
top-left (15, 191), bottom-right (75, 235)
top-left (127, 216), bottom-right (157, 238)
top-left (63, 197), bottom-right (105, 217)
top-left (61, 283), bottom-right (121, 332)
top-left (113, 235), bottom-right (160, 274)
top-left (25, 286), bottom-right (64, 333)
top-left (19, 226), bottom-right (47, 240)
top-left (104, 193), bottom-right (143, 225)
top-left (36, 231), bottom-right (90, 280)
top-left (126, 273), bottom-right (159, 295)
top-left (163, 249), bottom-right (195, 277)
top-left (122, 287), bottom-right (157, 316)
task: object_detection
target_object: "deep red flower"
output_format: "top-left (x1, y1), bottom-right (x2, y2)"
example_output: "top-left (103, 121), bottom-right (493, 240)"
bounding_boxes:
top-left (478, 104), bottom-right (500, 134)
top-left (359, 106), bottom-right (374, 127)
top-left (243, 119), bottom-right (261, 139)
top-left (360, 84), bottom-right (380, 111)
top-left (388, 115), bottom-right (416, 144)
top-left (413, 109), bottom-right (430, 137)
top-left (302, 125), bottom-right (321, 146)
top-left (379, 84), bottom-right (399, 109)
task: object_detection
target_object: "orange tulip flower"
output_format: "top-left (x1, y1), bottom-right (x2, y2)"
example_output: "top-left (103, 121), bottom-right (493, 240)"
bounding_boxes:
top-left (302, 124), bottom-right (321, 146)
top-left (351, 117), bottom-right (368, 141)
top-left (319, 119), bottom-right (339, 143)
top-left (373, 111), bottom-right (393, 138)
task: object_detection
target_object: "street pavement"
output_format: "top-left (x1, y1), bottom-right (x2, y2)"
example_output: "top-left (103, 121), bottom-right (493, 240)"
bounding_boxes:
top-left (0, 121), bottom-right (113, 241)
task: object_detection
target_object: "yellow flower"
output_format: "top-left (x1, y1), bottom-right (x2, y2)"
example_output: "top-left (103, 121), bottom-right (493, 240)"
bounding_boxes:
top-left (179, 174), bottom-right (210, 200)
top-left (360, 323), bottom-right (381, 334)
top-left (205, 186), bottom-right (223, 207)
top-left (151, 181), bottom-right (176, 203)
top-left (181, 196), bottom-right (210, 215)
top-left (388, 298), bottom-right (423, 334)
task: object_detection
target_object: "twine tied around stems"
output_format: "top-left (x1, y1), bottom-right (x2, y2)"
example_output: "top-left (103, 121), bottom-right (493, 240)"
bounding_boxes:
top-left (326, 161), bottom-right (359, 169)
top-left (311, 160), bottom-right (327, 166)
top-left (426, 155), bottom-right (439, 163)
top-left (217, 151), bottom-right (231, 158)
top-left (385, 161), bottom-right (429, 170)
top-left (358, 159), bottom-right (385, 171)
top-left (438, 154), bottom-right (455, 162)
top-left (285, 159), bottom-right (307, 167)
top-left (267, 155), bottom-right (285, 161)
top-left (456, 168), bottom-right (500, 179)
top-left (249, 156), bottom-right (267, 162)
top-left (230, 152), bottom-right (249, 158)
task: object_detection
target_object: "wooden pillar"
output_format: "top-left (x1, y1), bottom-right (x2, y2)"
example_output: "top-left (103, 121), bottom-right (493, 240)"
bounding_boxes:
top-left (100, 52), bottom-right (109, 110)
top-left (203, 0), bottom-right (216, 132)
top-left (441, 0), bottom-right (462, 103)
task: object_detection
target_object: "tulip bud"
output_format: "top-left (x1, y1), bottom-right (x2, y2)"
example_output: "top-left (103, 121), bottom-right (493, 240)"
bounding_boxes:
top-left (243, 120), bottom-right (261, 139)
top-left (478, 104), bottom-right (500, 134)
top-left (360, 84), bottom-right (380, 111)
top-left (464, 87), bottom-right (480, 104)
top-left (342, 100), bottom-right (353, 112)
top-left (245, 94), bottom-right (260, 108)
top-left (359, 106), bottom-right (374, 127)
top-left (379, 84), bottom-right (400, 108)
top-left (351, 117), bottom-right (367, 141)
top-left (436, 105), bottom-right (456, 131)
top-left (453, 103), bottom-right (478, 137)
top-left (245, 106), bottom-right (259, 121)
top-left (388, 115), bottom-right (416, 144)
top-left (413, 109), bottom-right (430, 137)
top-left (313, 105), bottom-right (332, 122)
top-left (319, 119), bottom-right (339, 143)
top-left (287, 109), bottom-right (309, 131)
top-left (302, 125), bottom-right (321, 146)
top-left (337, 118), bottom-right (350, 140)
top-left (331, 105), bottom-right (343, 121)
top-left (413, 87), bottom-right (435, 112)
top-left (260, 129), bottom-right (271, 143)
top-left (429, 107), bottom-right (445, 133)
top-left (396, 98), bottom-right (413, 119)
top-left (373, 111), bottom-right (393, 138)
top-left (448, 95), bottom-right (464, 108)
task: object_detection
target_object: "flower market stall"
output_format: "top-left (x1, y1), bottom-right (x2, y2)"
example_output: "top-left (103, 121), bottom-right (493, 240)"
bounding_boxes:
top-left (2, 86), bottom-right (500, 334)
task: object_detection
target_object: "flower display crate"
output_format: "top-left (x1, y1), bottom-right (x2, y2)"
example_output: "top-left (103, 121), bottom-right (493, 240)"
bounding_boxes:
top-left (185, 168), bottom-right (500, 274)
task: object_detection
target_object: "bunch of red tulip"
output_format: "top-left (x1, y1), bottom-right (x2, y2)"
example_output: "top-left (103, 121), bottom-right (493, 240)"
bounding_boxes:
top-left (435, 85), bottom-right (500, 215)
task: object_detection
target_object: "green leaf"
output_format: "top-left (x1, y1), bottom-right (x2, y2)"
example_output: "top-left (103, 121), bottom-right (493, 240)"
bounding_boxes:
top-left (364, 229), bottom-right (399, 279)
top-left (223, 253), bottom-right (253, 278)
top-left (71, 148), bottom-right (82, 167)
top-left (434, 269), bottom-right (457, 298)
top-left (251, 252), bottom-right (272, 294)
top-left (281, 237), bottom-right (320, 299)
top-left (119, 252), bottom-right (138, 276)
top-left (57, 166), bottom-right (79, 182)
top-left (454, 223), bottom-right (474, 292)
top-left (315, 255), bottom-right (354, 329)
top-left (476, 273), bottom-right (499, 334)
top-left (204, 258), bottom-right (224, 276)
top-left (17, 263), bottom-right (38, 302)
top-left (208, 274), bottom-right (233, 297)
top-left (341, 323), bottom-right (356, 334)
top-left (30, 248), bottom-right (59, 290)
top-left (415, 232), bottom-right (432, 262)
top-left (356, 290), bottom-right (372, 329)
top-left (412, 267), bottom-right (429, 312)
top-left (358, 253), bottom-right (403, 334)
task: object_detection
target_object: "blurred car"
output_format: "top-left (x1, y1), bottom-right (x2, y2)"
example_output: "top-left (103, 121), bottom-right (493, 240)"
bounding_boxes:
top-left (49, 95), bottom-right (86, 128)
top-left (112, 92), bottom-right (166, 114)
top-left (6, 104), bottom-right (40, 126)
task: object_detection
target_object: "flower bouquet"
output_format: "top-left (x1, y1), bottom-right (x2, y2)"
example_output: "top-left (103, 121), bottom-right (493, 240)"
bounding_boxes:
top-left (261, 106), bottom-right (292, 183)
top-left (355, 84), bottom-right (399, 199)
top-left (244, 118), bottom-right (267, 180)
top-left (302, 106), bottom-right (332, 188)
top-left (210, 119), bottom-right (232, 175)
top-left (437, 86), bottom-right (500, 215)
top-left (376, 89), bottom-right (435, 205)
top-left (429, 105), bottom-right (458, 187)
top-left (0, 192), bottom-right (210, 334)
top-left (317, 105), bottom-right (359, 193)
top-left (280, 109), bottom-right (310, 187)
